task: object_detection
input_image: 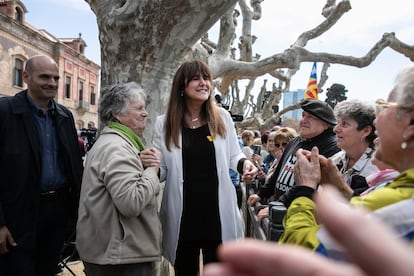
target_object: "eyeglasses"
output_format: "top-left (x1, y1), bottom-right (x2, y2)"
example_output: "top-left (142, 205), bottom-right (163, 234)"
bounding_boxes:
top-left (274, 142), bottom-right (288, 148)
top-left (375, 99), bottom-right (399, 116)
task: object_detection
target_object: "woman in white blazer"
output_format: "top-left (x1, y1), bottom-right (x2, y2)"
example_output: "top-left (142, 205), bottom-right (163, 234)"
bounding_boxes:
top-left (153, 60), bottom-right (257, 276)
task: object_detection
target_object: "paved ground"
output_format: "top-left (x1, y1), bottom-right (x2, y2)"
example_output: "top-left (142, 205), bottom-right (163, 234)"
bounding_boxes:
top-left (56, 261), bottom-right (85, 276)
top-left (56, 260), bottom-right (177, 276)
top-left (56, 257), bottom-right (208, 276)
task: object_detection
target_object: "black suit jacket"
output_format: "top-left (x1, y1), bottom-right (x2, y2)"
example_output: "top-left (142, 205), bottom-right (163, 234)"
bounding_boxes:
top-left (0, 90), bottom-right (83, 251)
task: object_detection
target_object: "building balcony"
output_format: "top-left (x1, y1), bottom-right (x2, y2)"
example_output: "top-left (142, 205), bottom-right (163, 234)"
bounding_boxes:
top-left (76, 100), bottom-right (90, 115)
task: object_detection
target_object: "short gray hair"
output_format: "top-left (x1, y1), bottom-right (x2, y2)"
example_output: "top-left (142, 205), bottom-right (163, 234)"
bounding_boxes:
top-left (394, 64), bottom-right (414, 109)
top-left (334, 99), bottom-right (376, 147)
top-left (99, 82), bottom-right (146, 126)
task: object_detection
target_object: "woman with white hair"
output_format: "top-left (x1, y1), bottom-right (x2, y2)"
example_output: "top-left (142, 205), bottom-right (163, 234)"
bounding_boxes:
top-left (330, 99), bottom-right (379, 195)
top-left (76, 82), bottom-right (162, 276)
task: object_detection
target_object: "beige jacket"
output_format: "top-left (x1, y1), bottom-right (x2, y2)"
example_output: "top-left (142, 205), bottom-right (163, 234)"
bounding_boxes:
top-left (76, 127), bottom-right (162, 264)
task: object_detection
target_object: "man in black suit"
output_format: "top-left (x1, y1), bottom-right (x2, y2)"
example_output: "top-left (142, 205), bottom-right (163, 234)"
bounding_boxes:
top-left (0, 55), bottom-right (83, 275)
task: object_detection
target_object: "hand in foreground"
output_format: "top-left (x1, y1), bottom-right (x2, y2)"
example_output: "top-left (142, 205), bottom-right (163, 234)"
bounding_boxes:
top-left (139, 147), bottom-right (161, 169)
top-left (203, 187), bottom-right (414, 276)
top-left (241, 160), bottom-right (258, 184)
top-left (0, 226), bottom-right (16, 255)
top-left (293, 146), bottom-right (320, 189)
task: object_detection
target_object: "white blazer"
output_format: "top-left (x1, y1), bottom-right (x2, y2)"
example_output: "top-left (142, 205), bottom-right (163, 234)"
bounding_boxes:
top-left (153, 108), bottom-right (245, 264)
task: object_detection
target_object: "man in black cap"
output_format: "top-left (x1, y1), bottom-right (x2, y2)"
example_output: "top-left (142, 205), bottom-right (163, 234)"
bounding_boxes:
top-left (248, 99), bottom-right (341, 220)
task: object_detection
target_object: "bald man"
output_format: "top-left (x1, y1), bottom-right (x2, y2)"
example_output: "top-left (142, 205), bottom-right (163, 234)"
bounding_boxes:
top-left (0, 55), bottom-right (83, 275)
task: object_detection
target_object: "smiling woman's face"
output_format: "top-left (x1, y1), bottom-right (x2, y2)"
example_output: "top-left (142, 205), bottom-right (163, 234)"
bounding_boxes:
top-left (115, 100), bottom-right (148, 137)
top-left (184, 73), bottom-right (211, 104)
top-left (374, 90), bottom-right (408, 171)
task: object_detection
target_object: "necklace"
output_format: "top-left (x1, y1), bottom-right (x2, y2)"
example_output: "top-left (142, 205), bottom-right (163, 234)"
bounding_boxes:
top-left (186, 114), bottom-right (199, 129)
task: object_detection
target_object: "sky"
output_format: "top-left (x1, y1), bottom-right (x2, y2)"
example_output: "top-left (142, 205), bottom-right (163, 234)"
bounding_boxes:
top-left (22, 0), bottom-right (414, 105)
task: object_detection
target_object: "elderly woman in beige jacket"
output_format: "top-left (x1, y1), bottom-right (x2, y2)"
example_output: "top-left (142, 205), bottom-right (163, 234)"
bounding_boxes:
top-left (76, 82), bottom-right (162, 276)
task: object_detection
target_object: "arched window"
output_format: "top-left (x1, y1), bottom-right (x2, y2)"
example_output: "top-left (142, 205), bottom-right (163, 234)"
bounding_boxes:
top-left (76, 120), bottom-right (85, 130)
top-left (90, 86), bottom-right (96, 105)
top-left (13, 58), bottom-right (24, 87)
top-left (65, 76), bottom-right (72, 98)
top-left (15, 7), bottom-right (22, 23)
top-left (79, 44), bottom-right (85, 54)
top-left (79, 81), bottom-right (84, 101)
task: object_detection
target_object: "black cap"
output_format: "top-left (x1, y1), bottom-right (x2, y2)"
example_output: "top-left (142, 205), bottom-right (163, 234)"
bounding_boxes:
top-left (300, 99), bottom-right (337, 125)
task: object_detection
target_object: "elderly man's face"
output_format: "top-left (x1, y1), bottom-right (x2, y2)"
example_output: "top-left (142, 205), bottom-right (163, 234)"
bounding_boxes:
top-left (299, 111), bottom-right (330, 139)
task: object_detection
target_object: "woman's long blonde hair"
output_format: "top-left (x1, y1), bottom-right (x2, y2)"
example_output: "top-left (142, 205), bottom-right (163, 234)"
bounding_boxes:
top-left (164, 60), bottom-right (226, 150)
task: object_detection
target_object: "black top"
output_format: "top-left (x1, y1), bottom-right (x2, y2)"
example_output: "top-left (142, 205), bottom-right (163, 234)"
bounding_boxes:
top-left (258, 128), bottom-right (340, 201)
top-left (179, 124), bottom-right (222, 241)
top-left (0, 90), bottom-right (83, 251)
top-left (28, 95), bottom-right (67, 191)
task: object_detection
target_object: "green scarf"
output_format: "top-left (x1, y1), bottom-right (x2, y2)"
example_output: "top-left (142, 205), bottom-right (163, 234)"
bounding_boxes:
top-left (108, 121), bottom-right (145, 151)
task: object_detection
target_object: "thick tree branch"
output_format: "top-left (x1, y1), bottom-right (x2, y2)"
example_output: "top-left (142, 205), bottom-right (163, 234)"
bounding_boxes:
top-left (85, 0), bottom-right (414, 139)
top-left (293, 0), bottom-right (351, 48)
top-left (212, 33), bottom-right (414, 85)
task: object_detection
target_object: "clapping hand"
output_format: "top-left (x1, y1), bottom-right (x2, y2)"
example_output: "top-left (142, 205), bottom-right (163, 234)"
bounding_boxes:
top-left (293, 146), bottom-right (320, 189)
top-left (319, 155), bottom-right (354, 198)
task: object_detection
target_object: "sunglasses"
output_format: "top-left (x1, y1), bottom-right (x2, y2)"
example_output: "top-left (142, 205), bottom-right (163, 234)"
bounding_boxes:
top-left (274, 142), bottom-right (288, 148)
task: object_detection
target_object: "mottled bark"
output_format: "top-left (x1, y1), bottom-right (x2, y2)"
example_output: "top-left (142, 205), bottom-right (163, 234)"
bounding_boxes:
top-left (85, 0), bottom-right (414, 139)
top-left (86, 0), bottom-right (238, 143)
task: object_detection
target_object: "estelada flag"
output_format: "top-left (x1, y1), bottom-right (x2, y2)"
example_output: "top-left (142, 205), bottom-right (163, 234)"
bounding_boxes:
top-left (304, 62), bottom-right (318, 99)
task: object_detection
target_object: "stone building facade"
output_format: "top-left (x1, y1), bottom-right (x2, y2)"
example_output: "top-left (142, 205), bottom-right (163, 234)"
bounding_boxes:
top-left (0, 0), bottom-right (100, 130)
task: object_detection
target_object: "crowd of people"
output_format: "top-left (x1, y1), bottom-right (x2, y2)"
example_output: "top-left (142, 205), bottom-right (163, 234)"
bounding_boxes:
top-left (0, 54), bottom-right (414, 276)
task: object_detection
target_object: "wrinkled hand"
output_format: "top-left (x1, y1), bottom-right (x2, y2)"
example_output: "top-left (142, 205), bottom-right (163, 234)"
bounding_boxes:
top-left (0, 226), bottom-right (16, 254)
top-left (241, 160), bottom-right (258, 184)
top-left (320, 156), bottom-right (353, 198)
top-left (257, 207), bottom-right (269, 223)
top-left (140, 147), bottom-right (161, 170)
top-left (319, 155), bottom-right (340, 184)
top-left (294, 147), bottom-right (320, 189)
top-left (247, 194), bottom-right (261, 206)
